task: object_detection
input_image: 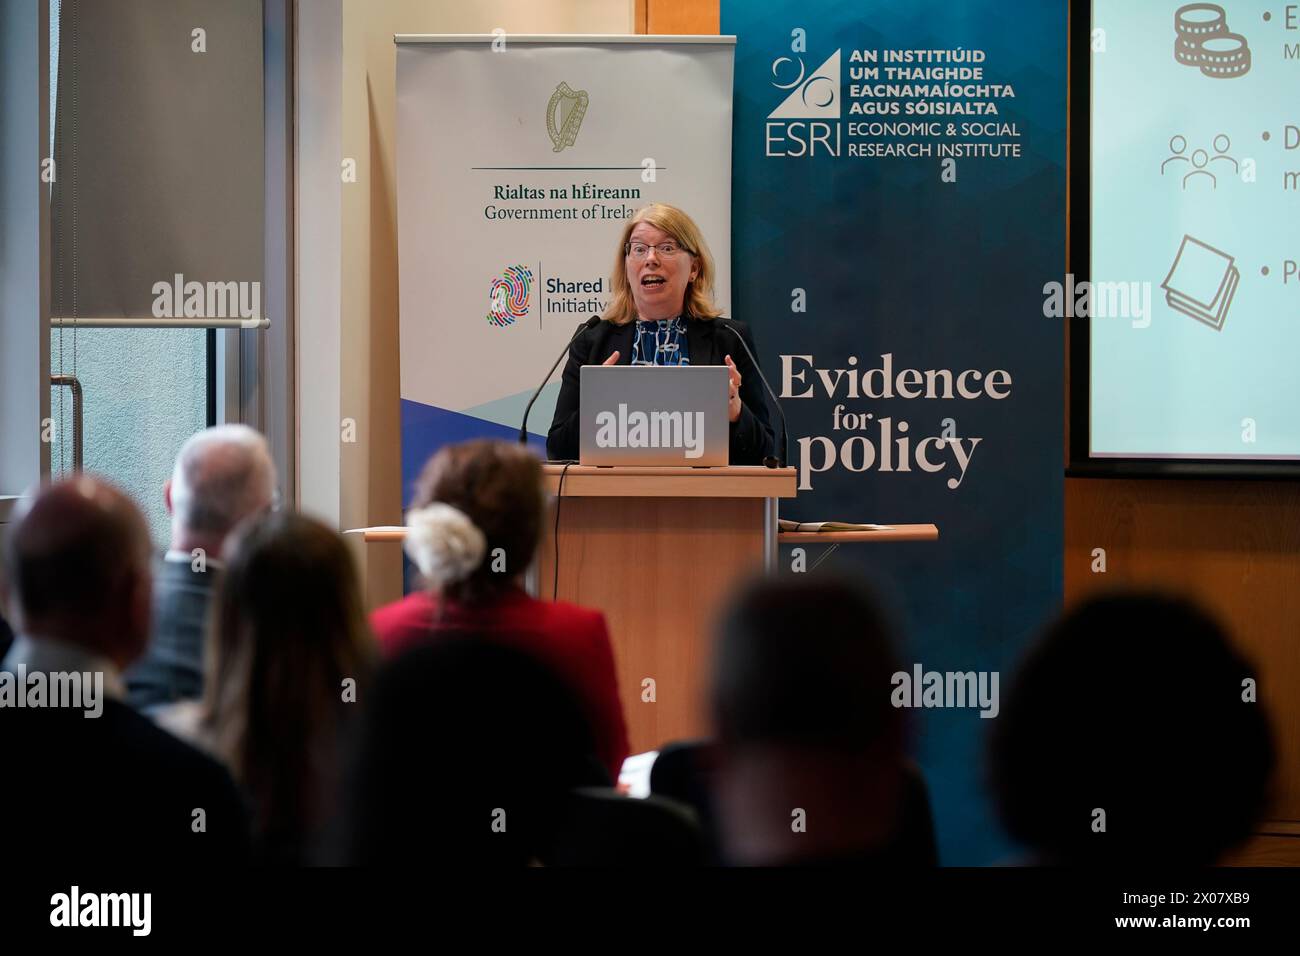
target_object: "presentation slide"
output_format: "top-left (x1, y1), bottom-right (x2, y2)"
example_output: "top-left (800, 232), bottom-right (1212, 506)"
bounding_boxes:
top-left (1089, 1), bottom-right (1299, 460)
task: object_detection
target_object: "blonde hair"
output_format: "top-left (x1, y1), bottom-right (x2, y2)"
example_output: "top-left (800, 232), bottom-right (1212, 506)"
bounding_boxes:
top-left (601, 203), bottom-right (723, 326)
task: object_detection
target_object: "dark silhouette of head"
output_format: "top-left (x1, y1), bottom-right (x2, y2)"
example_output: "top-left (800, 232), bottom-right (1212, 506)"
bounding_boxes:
top-left (713, 574), bottom-right (902, 753)
top-left (341, 637), bottom-right (606, 865)
top-left (1, 476), bottom-right (153, 669)
top-left (990, 591), bottom-right (1275, 865)
top-left (710, 574), bottom-right (906, 865)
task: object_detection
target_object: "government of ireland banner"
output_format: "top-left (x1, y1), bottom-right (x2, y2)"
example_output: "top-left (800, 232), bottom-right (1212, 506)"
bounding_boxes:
top-left (395, 35), bottom-right (735, 504)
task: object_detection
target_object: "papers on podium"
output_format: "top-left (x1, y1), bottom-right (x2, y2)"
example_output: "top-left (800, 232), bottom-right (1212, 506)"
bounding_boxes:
top-left (778, 519), bottom-right (894, 532)
top-left (1161, 235), bottom-right (1239, 331)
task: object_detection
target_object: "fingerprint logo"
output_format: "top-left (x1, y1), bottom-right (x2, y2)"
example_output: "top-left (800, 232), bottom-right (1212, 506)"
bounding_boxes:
top-left (487, 265), bottom-right (533, 328)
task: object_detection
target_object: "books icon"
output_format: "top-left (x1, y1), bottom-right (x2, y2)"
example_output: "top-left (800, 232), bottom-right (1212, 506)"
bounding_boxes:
top-left (1161, 235), bottom-right (1239, 331)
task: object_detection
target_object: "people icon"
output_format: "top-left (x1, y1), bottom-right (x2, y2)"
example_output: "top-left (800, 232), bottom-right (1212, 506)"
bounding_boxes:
top-left (1183, 149), bottom-right (1217, 190)
top-left (1162, 133), bottom-right (1241, 188)
top-left (1210, 133), bottom-right (1239, 174)
top-left (1161, 135), bottom-right (1190, 174)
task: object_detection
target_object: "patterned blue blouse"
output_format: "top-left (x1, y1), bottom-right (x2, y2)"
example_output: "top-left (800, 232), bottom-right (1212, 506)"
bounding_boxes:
top-left (630, 316), bottom-right (691, 366)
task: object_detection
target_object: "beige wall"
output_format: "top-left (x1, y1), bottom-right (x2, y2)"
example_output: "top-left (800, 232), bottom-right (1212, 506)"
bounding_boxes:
top-left (334, 1), bottom-right (635, 609)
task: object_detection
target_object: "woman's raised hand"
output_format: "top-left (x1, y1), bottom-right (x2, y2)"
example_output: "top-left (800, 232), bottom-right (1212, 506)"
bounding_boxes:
top-left (725, 354), bottom-right (742, 422)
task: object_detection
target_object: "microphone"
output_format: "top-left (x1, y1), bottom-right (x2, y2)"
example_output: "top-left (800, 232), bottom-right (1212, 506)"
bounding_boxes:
top-left (518, 315), bottom-right (603, 445)
top-left (716, 319), bottom-right (789, 469)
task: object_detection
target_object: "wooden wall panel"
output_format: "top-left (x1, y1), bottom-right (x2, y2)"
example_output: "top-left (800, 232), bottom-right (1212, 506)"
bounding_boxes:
top-left (1223, 826), bottom-right (1300, 866)
top-left (1065, 476), bottom-right (1300, 832)
top-left (644, 0), bottom-right (718, 33)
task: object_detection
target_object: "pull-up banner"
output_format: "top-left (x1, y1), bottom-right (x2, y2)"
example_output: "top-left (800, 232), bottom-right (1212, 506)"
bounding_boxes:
top-left (395, 35), bottom-right (735, 503)
top-left (723, 2), bottom-right (1067, 864)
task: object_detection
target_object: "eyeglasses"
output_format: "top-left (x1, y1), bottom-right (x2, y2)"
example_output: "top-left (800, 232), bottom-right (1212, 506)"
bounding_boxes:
top-left (625, 241), bottom-right (690, 260)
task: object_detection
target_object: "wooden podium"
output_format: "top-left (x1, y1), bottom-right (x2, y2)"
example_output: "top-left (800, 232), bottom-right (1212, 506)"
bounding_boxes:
top-left (358, 467), bottom-right (936, 757)
top-left (532, 464), bottom-right (797, 754)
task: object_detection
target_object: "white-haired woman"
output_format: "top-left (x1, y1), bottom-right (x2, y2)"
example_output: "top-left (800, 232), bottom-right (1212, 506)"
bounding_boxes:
top-left (370, 439), bottom-right (629, 782)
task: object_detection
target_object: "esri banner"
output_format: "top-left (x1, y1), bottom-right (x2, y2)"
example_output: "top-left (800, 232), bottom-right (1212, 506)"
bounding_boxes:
top-left (724, 2), bottom-right (1066, 864)
top-left (395, 35), bottom-right (734, 504)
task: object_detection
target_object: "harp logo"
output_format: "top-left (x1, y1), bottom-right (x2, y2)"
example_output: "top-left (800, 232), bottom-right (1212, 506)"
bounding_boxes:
top-left (487, 265), bottom-right (533, 328)
top-left (547, 81), bottom-right (589, 153)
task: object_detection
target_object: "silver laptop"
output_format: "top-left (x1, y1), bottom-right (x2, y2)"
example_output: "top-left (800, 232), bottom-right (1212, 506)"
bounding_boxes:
top-left (579, 365), bottom-right (729, 466)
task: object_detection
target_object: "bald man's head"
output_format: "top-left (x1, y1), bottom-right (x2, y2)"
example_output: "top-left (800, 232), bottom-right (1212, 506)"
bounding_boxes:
top-left (166, 425), bottom-right (276, 554)
top-left (1, 476), bottom-right (154, 667)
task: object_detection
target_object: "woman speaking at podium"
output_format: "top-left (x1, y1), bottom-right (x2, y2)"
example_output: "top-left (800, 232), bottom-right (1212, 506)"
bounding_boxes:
top-left (545, 203), bottom-right (775, 465)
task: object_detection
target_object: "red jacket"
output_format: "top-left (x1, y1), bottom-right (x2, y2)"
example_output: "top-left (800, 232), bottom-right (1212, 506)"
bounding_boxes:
top-left (370, 587), bottom-right (630, 782)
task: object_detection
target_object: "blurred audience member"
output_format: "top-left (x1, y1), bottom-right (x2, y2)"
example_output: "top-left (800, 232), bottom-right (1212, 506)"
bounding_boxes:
top-left (991, 591), bottom-right (1275, 866)
top-left (340, 637), bottom-right (607, 865)
top-left (0, 608), bottom-right (12, 661)
top-left (371, 439), bottom-right (628, 781)
top-left (127, 424), bottom-right (277, 711)
top-left (162, 512), bottom-right (373, 866)
top-left (649, 739), bottom-right (724, 862)
top-left (0, 476), bottom-right (249, 863)
top-left (709, 575), bottom-right (932, 866)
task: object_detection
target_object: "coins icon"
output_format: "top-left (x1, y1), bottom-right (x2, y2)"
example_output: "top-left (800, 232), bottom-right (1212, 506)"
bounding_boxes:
top-left (1172, 3), bottom-right (1251, 78)
top-left (1198, 33), bottom-right (1251, 77)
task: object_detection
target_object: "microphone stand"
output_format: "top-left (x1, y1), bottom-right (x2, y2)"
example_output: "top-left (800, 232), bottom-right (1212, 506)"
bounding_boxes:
top-left (717, 320), bottom-right (789, 469)
top-left (518, 316), bottom-right (601, 445)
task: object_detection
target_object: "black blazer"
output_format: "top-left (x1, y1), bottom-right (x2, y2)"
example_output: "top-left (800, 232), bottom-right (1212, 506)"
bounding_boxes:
top-left (546, 316), bottom-right (776, 465)
top-left (0, 699), bottom-right (251, 864)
